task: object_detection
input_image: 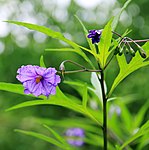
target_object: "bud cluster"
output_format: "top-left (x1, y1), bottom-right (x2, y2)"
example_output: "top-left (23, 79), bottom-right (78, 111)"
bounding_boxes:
top-left (115, 37), bottom-right (147, 58)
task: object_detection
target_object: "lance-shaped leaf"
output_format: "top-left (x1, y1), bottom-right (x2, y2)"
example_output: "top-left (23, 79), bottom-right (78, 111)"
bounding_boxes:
top-left (120, 120), bottom-right (149, 150)
top-left (0, 82), bottom-right (45, 99)
top-left (98, 19), bottom-right (113, 68)
top-left (14, 129), bottom-right (71, 150)
top-left (75, 15), bottom-right (96, 54)
top-left (0, 82), bottom-right (101, 126)
top-left (45, 47), bottom-right (95, 62)
top-left (112, 0), bottom-right (132, 30)
top-left (40, 55), bottom-right (46, 67)
top-left (108, 42), bottom-right (149, 97)
top-left (6, 21), bottom-right (93, 67)
top-left (0, 82), bottom-right (33, 97)
top-left (43, 124), bottom-right (69, 146)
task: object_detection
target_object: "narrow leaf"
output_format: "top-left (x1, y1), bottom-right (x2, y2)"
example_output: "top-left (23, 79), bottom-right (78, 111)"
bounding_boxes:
top-left (82, 83), bottom-right (88, 108)
top-left (6, 21), bottom-right (93, 67)
top-left (0, 82), bottom-right (45, 99)
top-left (112, 0), bottom-right (132, 30)
top-left (36, 118), bottom-right (98, 133)
top-left (75, 15), bottom-right (96, 53)
top-left (0, 83), bottom-right (33, 97)
top-left (43, 124), bottom-right (69, 146)
top-left (5, 87), bottom-right (102, 126)
top-left (98, 19), bottom-right (113, 68)
top-left (14, 129), bottom-right (68, 149)
top-left (120, 121), bottom-right (149, 149)
top-left (45, 48), bottom-right (90, 61)
top-left (134, 100), bottom-right (149, 128)
top-left (40, 55), bottom-right (46, 67)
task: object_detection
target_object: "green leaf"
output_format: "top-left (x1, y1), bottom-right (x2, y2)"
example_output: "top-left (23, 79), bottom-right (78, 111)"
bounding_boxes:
top-left (6, 20), bottom-right (94, 67)
top-left (0, 82), bottom-right (45, 99)
top-left (119, 102), bottom-right (132, 132)
top-left (43, 124), bottom-right (69, 146)
top-left (14, 129), bottom-right (69, 149)
top-left (108, 42), bottom-right (149, 97)
top-left (137, 134), bottom-right (149, 150)
top-left (45, 48), bottom-right (90, 61)
top-left (0, 82), bottom-right (32, 97)
top-left (98, 19), bottom-right (113, 68)
top-left (36, 117), bottom-right (99, 133)
top-left (112, 0), bottom-right (132, 30)
top-left (64, 80), bottom-right (91, 109)
top-left (133, 100), bottom-right (149, 128)
top-left (82, 83), bottom-right (88, 109)
top-left (120, 120), bottom-right (149, 149)
top-left (40, 55), bottom-right (46, 67)
top-left (6, 87), bottom-right (102, 127)
top-left (75, 15), bottom-right (96, 54)
top-left (115, 145), bottom-right (121, 150)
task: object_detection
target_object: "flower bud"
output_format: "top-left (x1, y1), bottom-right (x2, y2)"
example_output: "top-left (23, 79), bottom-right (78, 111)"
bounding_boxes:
top-left (118, 47), bottom-right (124, 56)
top-left (125, 47), bottom-right (129, 54)
top-left (59, 62), bottom-right (65, 77)
top-left (138, 47), bottom-right (147, 58)
top-left (140, 51), bottom-right (147, 58)
top-left (129, 48), bottom-right (135, 57)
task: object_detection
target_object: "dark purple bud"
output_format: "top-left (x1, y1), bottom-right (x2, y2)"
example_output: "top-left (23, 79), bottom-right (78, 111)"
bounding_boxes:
top-left (87, 29), bottom-right (102, 44)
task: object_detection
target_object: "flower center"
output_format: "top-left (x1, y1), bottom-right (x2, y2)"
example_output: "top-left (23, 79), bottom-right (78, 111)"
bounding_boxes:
top-left (35, 76), bottom-right (42, 83)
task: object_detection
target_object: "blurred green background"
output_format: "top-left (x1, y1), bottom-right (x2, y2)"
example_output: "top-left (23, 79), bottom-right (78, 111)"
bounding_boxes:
top-left (0, 0), bottom-right (149, 149)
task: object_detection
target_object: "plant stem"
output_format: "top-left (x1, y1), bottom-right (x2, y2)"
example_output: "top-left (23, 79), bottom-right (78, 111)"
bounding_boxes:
top-left (100, 70), bottom-right (107, 150)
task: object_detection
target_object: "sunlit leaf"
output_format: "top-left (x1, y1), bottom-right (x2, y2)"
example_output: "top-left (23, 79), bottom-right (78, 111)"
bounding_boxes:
top-left (6, 87), bottom-right (102, 127)
top-left (40, 55), bottom-right (46, 67)
top-left (6, 21), bottom-right (94, 67)
top-left (45, 48), bottom-right (90, 61)
top-left (98, 19), bottom-right (113, 68)
top-left (0, 82), bottom-right (45, 99)
top-left (0, 82), bottom-right (32, 97)
top-left (108, 42), bottom-right (149, 97)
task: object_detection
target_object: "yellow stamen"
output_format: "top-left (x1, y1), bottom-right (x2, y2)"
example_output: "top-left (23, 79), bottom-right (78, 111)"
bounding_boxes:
top-left (36, 76), bottom-right (42, 83)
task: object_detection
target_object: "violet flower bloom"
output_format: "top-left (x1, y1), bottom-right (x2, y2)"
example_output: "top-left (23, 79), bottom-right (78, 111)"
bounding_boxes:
top-left (65, 128), bottom-right (85, 147)
top-left (16, 65), bottom-right (61, 97)
top-left (87, 29), bottom-right (102, 44)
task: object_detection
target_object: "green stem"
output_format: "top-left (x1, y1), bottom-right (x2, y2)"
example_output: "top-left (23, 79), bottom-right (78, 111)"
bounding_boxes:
top-left (100, 70), bottom-right (107, 150)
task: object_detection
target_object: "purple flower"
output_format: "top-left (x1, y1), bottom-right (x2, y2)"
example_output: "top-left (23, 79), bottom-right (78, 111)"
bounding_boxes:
top-left (65, 128), bottom-right (85, 147)
top-left (87, 29), bottom-right (102, 44)
top-left (16, 65), bottom-right (61, 97)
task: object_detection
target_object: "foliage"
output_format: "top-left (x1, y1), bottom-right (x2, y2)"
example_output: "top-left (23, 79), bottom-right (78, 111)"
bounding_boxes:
top-left (0, 0), bottom-right (149, 150)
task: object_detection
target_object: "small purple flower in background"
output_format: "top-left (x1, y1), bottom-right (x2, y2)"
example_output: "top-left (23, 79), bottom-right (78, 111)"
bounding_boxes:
top-left (16, 65), bottom-right (61, 97)
top-left (87, 29), bottom-right (102, 44)
top-left (109, 105), bottom-right (121, 118)
top-left (65, 128), bottom-right (85, 147)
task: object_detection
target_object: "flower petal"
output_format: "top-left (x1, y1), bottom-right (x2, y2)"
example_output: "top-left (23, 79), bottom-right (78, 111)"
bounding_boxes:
top-left (16, 65), bottom-right (61, 97)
